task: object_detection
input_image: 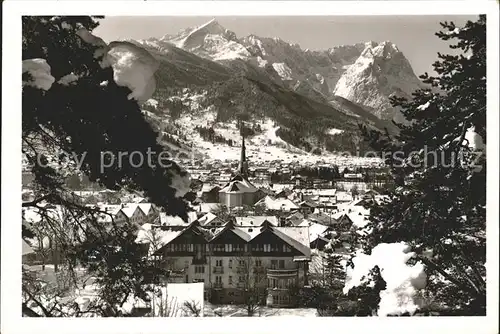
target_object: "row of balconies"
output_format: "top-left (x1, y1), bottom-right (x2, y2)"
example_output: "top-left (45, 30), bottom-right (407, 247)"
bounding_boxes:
top-left (212, 282), bottom-right (247, 289)
top-left (212, 266), bottom-right (295, 275)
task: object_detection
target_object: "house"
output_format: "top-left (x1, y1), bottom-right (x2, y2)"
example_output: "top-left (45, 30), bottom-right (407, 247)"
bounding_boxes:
top-left (335, 191), bottom-right (353, 203)
top-left (151, 220), bottom-right (311, 308)
top-left (298, 200), bottom-right (317, 214)
top-left (200, 184), bottom-right (221, 203)
top-left (286, 211), bottom-right (305, 226)
top-left (197, 212), bottom-right (225, 227)
top-left (299, 221), bottom-right (333, 250)
top-left (331, 213), bottom-right (356, 231)
top-left (255, 196), bottom-right (299, 212)
top-left (307, 212), bottom-right (337, 226)
top-left (235, 216), bottom-right (279, 227)
top-left (291, 175), bottom-right (307, 187)
top-left (343, 173), bottom-right (364, 180)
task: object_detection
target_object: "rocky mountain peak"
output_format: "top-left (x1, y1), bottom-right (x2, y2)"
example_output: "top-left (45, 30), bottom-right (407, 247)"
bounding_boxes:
top-left (333, 40), bottom-right (424, 123)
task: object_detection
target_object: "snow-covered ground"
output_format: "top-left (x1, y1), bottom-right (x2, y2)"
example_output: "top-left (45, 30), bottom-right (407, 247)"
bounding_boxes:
top-left (172, 106), bottom-right (383, 167)
top-left (204, 303), bottom-right (318, 317)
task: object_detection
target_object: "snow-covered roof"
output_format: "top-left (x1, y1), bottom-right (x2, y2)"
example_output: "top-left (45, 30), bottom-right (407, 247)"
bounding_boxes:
top-left (159, 213), bottom-right (189, 226)
top-left (201, 183), bottom-right (220, 193)
top-left (336, 191), bottom-right (353, 202)
top-left (273, 226), bottom-right (311, 257)
top-left (317, 189), bottom-right (337, 197)
top-left (120, 204), bottom-right (139, 218)
top-left (22, 239), bottom-right (35, 255)
top-left (138, 203), bottom-right (153, 216)
top-left (298, 221), bottom-right (330, 243)
top-left (197, 212), bottom-right (220, 226)
top-left (219, 175), bottom-right (258, 194)
top-left (272, 184), bottom-right (294, 192)
top-left (235, 216), bottom-right (278, 226)
top-left (198, 203), bottom-right (221, 213)
top-left (347, 212), bottom-right (369, 228)
top-left (255, 196), bottom-right (299, 211)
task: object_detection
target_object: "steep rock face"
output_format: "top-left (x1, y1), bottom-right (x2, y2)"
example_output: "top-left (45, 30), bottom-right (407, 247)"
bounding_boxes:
top-left (240, 35), bottom-right (366, 98)
top-left (333, 41), bottom-right (424, 122)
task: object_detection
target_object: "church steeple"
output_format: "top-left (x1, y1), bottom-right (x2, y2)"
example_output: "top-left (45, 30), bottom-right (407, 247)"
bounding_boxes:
top-left (238, 134), bottom-right (249, 177)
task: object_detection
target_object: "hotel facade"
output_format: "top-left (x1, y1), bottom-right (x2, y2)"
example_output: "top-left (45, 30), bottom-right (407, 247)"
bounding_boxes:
top-left (153, 220), bottom-right (311, 308)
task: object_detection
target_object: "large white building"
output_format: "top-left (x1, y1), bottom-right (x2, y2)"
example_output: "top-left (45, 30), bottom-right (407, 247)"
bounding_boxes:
top-left (144, 220), bottom-right (312, 308)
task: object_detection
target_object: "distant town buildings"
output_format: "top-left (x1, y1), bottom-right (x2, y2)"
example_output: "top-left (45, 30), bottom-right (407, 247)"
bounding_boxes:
top-left (22, 132), bottom-right (392, 310)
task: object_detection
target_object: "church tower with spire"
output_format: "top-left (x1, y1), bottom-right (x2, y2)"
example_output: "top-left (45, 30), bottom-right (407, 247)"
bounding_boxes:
top-left (238, 134), bottom-right (249, 177)
top-left (219, 132), bottom-right (259, 208)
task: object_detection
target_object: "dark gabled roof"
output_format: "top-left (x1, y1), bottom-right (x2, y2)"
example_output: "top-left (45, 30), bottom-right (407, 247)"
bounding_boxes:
top-left (163, 220), bottom-right (207, 245)
top-left (208, 221), bottom-right (251, 243)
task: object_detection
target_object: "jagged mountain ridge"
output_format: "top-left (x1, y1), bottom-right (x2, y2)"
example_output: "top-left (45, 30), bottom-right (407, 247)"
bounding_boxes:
top-left (140, 18), bottom-right (425, 122)
top-left (127, 37), bottom-right (396, 158)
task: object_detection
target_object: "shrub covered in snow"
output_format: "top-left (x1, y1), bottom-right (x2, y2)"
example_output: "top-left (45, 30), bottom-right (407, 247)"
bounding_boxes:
top-left (344, 242), bottom-right (427, 316)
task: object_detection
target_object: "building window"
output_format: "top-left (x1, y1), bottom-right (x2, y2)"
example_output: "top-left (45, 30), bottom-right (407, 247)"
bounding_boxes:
top-left (253, 244), bottom-right (263, 252)
top-left (264, 244), bottom-right (271, 252)
top-left (279, 260), bottom-right (285, 269)
top-left (215, 276), bottom-right (222, 284)
top-left (195, 266), bottom-right (205, 274)
top-left (238, 276), bottom-right (244, 283)
top-left (228, 276), bottom-right (233, 285)
top-left (255, 259), bottom-right (262, 267)
top-left (239, 260), bottom-right (245, 267)
top-left (215, 259), bottom-right (223, 267)
top-left (228, 259), bottom-right (233, 268)
top-left (213, 244), bottom-right (224, 252)
top-left (271, 260), bottom-right (277, 269)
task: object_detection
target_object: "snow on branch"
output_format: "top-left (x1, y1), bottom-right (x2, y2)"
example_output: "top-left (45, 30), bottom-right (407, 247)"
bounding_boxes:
top-left (76, 28), bottom-right (160, 103)
top-left (22, 59), bottom-right (55, 91)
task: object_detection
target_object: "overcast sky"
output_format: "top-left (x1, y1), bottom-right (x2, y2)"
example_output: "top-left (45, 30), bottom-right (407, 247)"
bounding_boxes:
top-left (94, 15), bottom-right (478, 76)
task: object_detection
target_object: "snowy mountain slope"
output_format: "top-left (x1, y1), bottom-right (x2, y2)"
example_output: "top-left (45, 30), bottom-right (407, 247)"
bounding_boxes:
top-left (143, 93), bottom-right (383, 167)
top-left (141, 20), bottom-right (368, 102)
top-left (333, 41), bottom-right (425, 122)
top-left (138, 19), bottom-right (425, 124)
top-left (129, 27), bottom-right (399, 158)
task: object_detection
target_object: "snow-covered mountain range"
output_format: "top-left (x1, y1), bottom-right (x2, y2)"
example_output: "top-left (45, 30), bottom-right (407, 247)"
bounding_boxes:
top-left (135, 19), bottom-right (425, 123)
top-left (125, 19), bottom-right (428, 160)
